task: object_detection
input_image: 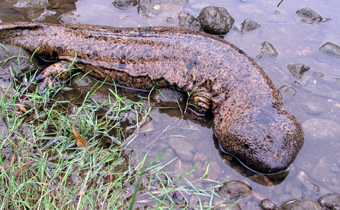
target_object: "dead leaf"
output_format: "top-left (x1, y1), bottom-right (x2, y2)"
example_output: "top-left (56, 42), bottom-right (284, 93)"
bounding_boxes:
top-left (16, 103), bottom-right (28, 113)
top-left (72, 127), bottom-right (90, 148)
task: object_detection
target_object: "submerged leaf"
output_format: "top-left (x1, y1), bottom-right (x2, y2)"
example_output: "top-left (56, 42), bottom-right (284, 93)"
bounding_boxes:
top-left (72, 127), bottom-right (89, 148)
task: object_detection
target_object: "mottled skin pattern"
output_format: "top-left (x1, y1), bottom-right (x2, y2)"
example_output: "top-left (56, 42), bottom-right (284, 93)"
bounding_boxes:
top-left (0, 22), bottom-right (304, 173)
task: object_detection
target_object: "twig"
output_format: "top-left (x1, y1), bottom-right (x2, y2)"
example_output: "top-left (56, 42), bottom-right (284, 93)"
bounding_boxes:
top-left (277, 0), bottom-right (284, 7)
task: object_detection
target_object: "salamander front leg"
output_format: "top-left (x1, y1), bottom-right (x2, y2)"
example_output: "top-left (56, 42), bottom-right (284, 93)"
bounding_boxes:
top-left (36, 61), bottom-right (74, 90)
top-left (189, 87), bottom-right (212, 119)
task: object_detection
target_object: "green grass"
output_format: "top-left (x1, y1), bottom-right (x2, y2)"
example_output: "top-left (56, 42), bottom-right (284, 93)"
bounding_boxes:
top-left (0, 45), bottom-right (237, 209)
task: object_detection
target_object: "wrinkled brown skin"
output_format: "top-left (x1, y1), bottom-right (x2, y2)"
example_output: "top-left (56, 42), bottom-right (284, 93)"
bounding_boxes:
top-left (0, 22), bottom-right (304, 173)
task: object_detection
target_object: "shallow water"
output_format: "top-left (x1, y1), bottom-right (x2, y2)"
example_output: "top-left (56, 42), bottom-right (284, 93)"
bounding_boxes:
top-left (1, 0), bottom-right (340, 207)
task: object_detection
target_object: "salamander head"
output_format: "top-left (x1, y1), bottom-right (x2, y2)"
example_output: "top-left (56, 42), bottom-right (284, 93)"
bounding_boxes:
top-left (214, 101), bottom-right (304, 174)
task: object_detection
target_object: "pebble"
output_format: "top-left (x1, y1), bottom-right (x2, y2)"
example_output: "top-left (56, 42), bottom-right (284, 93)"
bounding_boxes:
top-left (258, 41), bottom-right (278, 58)
top-left (287, 64), bottom-right (310, 80)
top-left (197, 6), bottom-right (234, 35)
top-left (241, 18), bottom-right (260, 33)
top-left (168, 137), bottom-right (195, 161)
top-left (218, 180), bottom-right (252, 201)
top-left (318, 193), bottom-right (340, 209)
top-left (278, 199), bottom-right (321, 209)
top-left (319, 42), bottom-right (340, 57)
top-left (302, 118), bottom-right (340, 141)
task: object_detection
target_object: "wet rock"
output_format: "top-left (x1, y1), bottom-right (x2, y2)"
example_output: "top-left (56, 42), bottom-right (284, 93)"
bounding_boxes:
top-left (260, 199), bottom-right (277, 210)
top-left (279, 199), bottom-right (321, 210)
top-left (241, 18), bottom-right (260, 33)
top-left (303, 101), bottom-right (324, 115)
top-left (112, 0), bottom-right (137, 10)
top-left (218, 180), bottom-right (252, 201)
top-left (197, 6), bottom-right (234, 35)
top-left (318, 193), bottom-right (340, 210)
top-left (287, 64), bottom-right (310, 80)
top-left (257, 41), bottom-right (278, 58)
top-left (168, 137), bottom-right (195, 161)
top-left (302, 118), bottom-right (340, 141)
top-left (151, 88), bottom-right (185, 107)
top-left (319, 42), bottom-right (340, 57)
top-left (296, 7), bottom-right (330, 23)
top-left (178, 12), bottom-right (201, 31)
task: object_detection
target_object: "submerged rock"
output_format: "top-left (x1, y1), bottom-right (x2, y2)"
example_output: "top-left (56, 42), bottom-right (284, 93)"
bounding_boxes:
top-left (178, 12), bottom-right (201, 31)
top-left (287, 64), bottom-right (310, 80)
top-left (318, 193), bottom-right (340, 209)
top-left (151, 88), bottom-right (185, 107)
top-left (241, 18), bottom-right (260, 33)
top-left (319, 42), bottom-right (340, 57)
top-left (138, 0), bottom-right (188, 17)
top-left (279, 199), bottom-right (321, 210)
top-left (296, 7), bottom-right (331, 23)
top-left (279, 85), bottom-right (297, 97)
top-left (260, 199), bottom-right (277, 210)
top-left (303, 101), bottom-right (324, 115)
top-left (258, 41), bottom-right (278, 58)
top-left (302, 118), bottom-right (340, 141)
top-left (0, 44), bottom-right (33, 73)
top-left (168, 137), bottom-right (195, 161)
top-left (218, 180), bottom-right (252, 201)
top-left (198, 6), bottom-right (234, 35)
top-left (112, 0), bottom-right (137, 10)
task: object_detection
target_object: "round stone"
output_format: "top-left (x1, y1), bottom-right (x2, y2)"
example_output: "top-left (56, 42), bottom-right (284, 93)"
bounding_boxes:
top-left (198, 6), bottom-right (234, 35)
